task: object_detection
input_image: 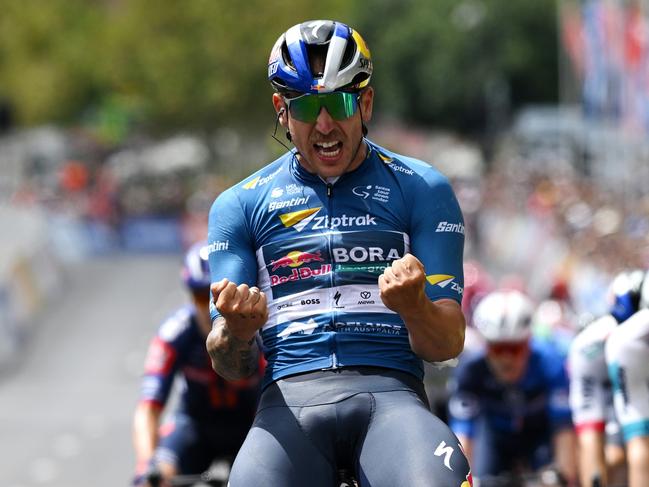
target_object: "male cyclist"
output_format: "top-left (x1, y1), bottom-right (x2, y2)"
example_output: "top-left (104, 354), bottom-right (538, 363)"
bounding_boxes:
top-left (206, 19), bottom-right (472, 487)
top-left (132, 242), bottom-right (262, 486)
top-left (568, 270), bottom-right (649, 487)
top-left (448, 289), bottom-right (577, 486)
top-left (604, 269), bottom-right (649, 487)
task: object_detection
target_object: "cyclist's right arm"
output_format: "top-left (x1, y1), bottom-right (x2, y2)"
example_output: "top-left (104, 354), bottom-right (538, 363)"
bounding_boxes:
top-left (207, 279), bottom-right (266, 381)
top-left (206, 190), bottom-right (263, 381)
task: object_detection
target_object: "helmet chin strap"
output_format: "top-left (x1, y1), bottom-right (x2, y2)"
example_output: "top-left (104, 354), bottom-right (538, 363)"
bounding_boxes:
top-left (271, 107), bottom-right (294, 152)
top-left (359, 104), bottom-right (369, 136)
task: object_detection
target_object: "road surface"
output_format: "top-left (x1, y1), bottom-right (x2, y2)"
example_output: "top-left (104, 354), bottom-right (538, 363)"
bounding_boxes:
top-left (0, 254), bottom-right (185, 487)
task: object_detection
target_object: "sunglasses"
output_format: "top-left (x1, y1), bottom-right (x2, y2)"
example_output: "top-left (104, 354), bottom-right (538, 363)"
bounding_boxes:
top-left (487, 342), bottom-right (528, 356)
top-left (285, 92), bottom-right (361, 123)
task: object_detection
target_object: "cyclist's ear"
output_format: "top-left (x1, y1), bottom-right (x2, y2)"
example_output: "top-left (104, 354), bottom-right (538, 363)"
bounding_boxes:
top-left (272, 93), bottom-right (288, 127)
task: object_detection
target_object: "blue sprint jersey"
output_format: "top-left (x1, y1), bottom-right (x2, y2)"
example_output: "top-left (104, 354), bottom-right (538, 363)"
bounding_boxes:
top-left (207, 140), bottom-right (465, 388)
top-left (448, 340), bottom-right (573, 438)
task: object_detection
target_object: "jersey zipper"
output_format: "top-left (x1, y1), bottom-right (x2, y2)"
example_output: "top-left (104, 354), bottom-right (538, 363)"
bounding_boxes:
top-left (325, 181), bottom-right (338, 369)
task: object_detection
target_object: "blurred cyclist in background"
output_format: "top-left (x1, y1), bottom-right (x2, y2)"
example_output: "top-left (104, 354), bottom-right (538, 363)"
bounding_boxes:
top-left (604, 269), bottom-right (649, 487)
top-left (532, 277), bottom-right (580, 360)
top-left (569, 269), bottom-right (649, 486)
top-left (567, 270), bottom-right (640, 487)
top-left (132, 242), bottom-right (263, 486)
top-left (448, 289), bottom-right (577, 486)
top-left (206, 19), bottom-right (472, 487)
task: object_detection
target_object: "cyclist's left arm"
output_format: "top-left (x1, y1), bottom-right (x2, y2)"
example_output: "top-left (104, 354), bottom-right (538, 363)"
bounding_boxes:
top-left (404, 169), bottom-right (466, 361)
top-left (380, 257), bottom-right (464, 361)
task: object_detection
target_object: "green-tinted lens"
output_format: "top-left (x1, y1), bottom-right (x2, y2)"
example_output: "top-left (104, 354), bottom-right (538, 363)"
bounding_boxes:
top-left (287, 92), bottom-right (359, 123)
top-left (323, 92), bottom-right (358, 120)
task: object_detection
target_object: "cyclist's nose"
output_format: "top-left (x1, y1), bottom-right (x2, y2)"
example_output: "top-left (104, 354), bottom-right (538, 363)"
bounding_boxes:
top-left (315, 107), bottom-right (336, 134)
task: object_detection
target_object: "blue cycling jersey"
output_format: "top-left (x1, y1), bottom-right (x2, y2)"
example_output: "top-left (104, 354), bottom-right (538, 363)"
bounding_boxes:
top-left (207, 141), bottom-right (465, 388)
top-left (448, 340), bottom-right (573, 439)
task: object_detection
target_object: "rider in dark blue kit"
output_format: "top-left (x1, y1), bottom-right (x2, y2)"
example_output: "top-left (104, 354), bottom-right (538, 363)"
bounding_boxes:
top-left (132, 242), bottom-right (263, 486)
top-left (206, 20), bottom-right (473, 486)
top-left (448, 289), bottom-right (576, 486)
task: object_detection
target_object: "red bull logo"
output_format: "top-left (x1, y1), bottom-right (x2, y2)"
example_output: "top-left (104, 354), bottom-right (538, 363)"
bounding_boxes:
top-left (270, 250), bottom-right (324, 271)
top-left (270, 264), bottom-right (331, 286)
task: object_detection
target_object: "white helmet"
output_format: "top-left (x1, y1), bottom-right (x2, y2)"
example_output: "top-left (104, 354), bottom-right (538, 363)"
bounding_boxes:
top-left (473, 289), bottom-right (534, 342)
top-left (642, 271), bottom-right (649, 310)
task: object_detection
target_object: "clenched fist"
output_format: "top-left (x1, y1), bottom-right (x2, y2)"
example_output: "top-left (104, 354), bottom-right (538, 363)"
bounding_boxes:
top-left (378, 253), bottom-right (427, 315)
top-left (211, 278), bottom-right (268, 342)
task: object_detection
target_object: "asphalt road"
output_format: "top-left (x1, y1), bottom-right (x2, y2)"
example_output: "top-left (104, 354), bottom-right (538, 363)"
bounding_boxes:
top-left (0, 254), bottom-right (186, 487)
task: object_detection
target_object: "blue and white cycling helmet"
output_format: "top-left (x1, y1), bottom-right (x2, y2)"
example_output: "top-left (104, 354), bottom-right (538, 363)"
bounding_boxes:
top-left (181, 241), bottom-right (211, 292)
top-left (268, 20), bottom-right (373, 96)
top-left (609, 269), bottom-right (648, 323)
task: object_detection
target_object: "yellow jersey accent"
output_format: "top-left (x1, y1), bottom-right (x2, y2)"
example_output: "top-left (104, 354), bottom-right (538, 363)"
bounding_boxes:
top-left (426, 274), bottom-right (455, 287)
top-left (279, 207), bottom-right (322, 228)
top-left (242, 177), bottom-right (260, 190)
top-left (378, 152), bottom-right (394, 164)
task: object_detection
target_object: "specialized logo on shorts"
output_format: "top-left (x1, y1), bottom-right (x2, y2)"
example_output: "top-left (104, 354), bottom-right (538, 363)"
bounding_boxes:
top-left (279, 207), bottom-right (322, 231)
top-left (426, 274), bottom-right (463, 295)
top-left (270, 250), bottom-right (324, 271)
top-left (434, 441), bottom-right (455, 470)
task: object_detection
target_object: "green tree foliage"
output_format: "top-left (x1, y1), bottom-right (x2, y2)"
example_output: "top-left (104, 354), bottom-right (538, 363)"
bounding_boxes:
top-left (0, 0), bottom-right (103, 124)
top-left (352, 0), bottom-right (559, 132)
top-left (0, 0), bottom-right (557, 135)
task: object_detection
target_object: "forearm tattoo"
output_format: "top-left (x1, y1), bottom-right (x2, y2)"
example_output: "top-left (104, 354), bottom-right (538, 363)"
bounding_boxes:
top-left (207, 318), bottom-right (259, 380)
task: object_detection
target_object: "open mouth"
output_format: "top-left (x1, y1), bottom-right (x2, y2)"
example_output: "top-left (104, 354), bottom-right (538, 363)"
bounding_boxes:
top-left (314, 140), bottom-right (342, 158)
